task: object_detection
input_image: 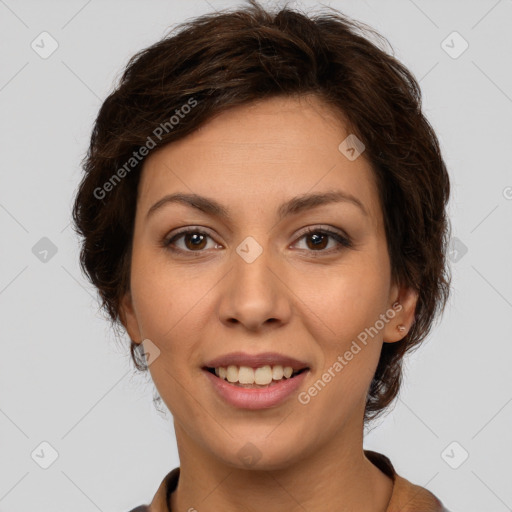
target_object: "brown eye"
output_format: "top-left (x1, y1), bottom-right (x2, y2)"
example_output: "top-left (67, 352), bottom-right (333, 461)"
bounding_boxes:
top-left (183, 232), bottom-right (208, 250)
top-left (293, 227), bottom-right (352, 254)
top-left (164, 226), bottom-right (351, 256)
top-left (164, 229), bottom-right (218, 253)
top-left (305, 232), bottom-right (329, 250)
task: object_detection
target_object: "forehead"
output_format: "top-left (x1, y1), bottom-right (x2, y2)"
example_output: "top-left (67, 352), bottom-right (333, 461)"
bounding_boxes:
top-left (138, 95), bottom-right (382, 230)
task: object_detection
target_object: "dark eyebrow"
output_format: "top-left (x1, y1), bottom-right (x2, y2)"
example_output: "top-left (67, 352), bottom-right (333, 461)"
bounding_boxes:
top-left (146, 190), bottom-right (368, 222)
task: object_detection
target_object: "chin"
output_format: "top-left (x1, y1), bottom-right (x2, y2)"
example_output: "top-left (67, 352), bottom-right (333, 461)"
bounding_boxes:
top-left (210, 431), bottom-right (310, 471)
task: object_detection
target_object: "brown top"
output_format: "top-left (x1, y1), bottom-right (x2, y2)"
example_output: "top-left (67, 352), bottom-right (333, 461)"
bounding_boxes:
top-left (129, 450), bottom-right (450, 512)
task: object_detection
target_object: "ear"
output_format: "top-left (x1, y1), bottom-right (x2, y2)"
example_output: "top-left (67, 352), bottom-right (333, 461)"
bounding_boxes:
top-left (382, 282), bottom-right (419, 344)
top-left (119, 290), bottom-right (142, 344)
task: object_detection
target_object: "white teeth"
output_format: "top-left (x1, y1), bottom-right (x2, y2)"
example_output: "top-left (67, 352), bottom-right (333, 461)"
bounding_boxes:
top-left (272, 365), bottom-right (284, 380)
top-left (254, 365), bottom-right (272, 385)
top-left (226, 365), bottom-right (238, 383)
top-left (212, 364), bottom-right (299, 385)
top-left (238, 366), bottom-right (254, 384)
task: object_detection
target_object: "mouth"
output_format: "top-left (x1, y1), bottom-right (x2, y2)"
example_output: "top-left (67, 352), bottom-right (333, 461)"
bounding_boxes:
top-left (204, 365), bottom-right (309, 388)
top-left (202, 352), bottom-right (311, 408)
top-left (203, 364), bottom-right (310, 410)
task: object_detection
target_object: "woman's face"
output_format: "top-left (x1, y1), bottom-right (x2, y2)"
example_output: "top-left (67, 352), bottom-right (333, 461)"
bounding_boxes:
top-left (121, 95), bottom-right (416, 469)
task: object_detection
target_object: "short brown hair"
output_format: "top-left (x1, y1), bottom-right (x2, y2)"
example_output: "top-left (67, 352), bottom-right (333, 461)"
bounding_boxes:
top-left (72, 0), bottom-right (451, 423)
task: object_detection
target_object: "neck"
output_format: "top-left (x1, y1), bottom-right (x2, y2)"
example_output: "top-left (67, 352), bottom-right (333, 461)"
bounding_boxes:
top-left (170, 423), bottom-right (393, 512)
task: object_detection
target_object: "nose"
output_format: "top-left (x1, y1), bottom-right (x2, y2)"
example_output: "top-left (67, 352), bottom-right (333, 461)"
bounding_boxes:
top-left (217, 245), bottom-right (292, 332)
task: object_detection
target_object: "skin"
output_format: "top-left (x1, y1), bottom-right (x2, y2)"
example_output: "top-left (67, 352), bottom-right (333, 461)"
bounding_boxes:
top-left (120, 94), bottom-right (418, 512)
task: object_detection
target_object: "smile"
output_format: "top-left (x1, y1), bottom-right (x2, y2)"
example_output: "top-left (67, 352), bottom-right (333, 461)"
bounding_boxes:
top-left (206, 364), bottom-right (307, 387)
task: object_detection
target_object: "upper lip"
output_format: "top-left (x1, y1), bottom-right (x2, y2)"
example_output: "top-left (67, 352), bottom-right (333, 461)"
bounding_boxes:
top-left (204, 352), bottom-right (310, 371)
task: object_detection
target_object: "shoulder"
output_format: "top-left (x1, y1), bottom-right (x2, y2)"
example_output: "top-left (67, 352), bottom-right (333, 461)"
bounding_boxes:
top-left (389, 473), bottom-right (450, 512)
top-left (126, 467), bottom-right (180, 512)
top-left (364, 450), bottom-right (450, 512)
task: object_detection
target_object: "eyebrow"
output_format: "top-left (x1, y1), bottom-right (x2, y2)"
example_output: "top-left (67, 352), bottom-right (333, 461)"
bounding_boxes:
top-left (146, 190), bottom-right (368, 222)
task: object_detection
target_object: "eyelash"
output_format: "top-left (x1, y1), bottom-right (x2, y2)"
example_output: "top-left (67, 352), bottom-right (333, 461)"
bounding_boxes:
top-left (162, 226), bottom-right (352, 257)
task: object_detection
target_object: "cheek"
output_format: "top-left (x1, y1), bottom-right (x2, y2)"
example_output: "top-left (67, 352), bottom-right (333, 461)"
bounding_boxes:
top-left (130, 245), bottom-right (209, 341)
top-left (300, 250), bottom-right (390, 402)
top-left (131, 255), bottom-right (210, 418)
top-left (297, 268), bottom-right (386, 432)
top-left (304, 255), bottom-right (390, 342)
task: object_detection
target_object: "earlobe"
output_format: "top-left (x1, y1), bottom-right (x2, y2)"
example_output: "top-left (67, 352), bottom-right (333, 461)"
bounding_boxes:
top-left (119, 291), bottom-right (142, 343)
top-left (383, 285), bottom-right (419, 343)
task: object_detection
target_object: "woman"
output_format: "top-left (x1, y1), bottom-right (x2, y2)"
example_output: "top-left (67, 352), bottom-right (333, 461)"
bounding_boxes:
top-left (72, 1), bottom-right (452, 510)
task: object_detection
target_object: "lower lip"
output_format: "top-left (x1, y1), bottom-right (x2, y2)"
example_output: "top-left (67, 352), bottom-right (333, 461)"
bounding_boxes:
top-left (203, 369), bottom-right (309, 410)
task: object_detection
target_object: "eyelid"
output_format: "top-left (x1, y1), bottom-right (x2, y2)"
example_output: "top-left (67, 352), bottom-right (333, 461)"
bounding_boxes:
top-left (294, 224), bottom-right (349, 241)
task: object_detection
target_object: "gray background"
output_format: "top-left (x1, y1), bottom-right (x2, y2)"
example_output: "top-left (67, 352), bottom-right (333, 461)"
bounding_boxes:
top-left (1, 0), bottom-right (511, 511)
